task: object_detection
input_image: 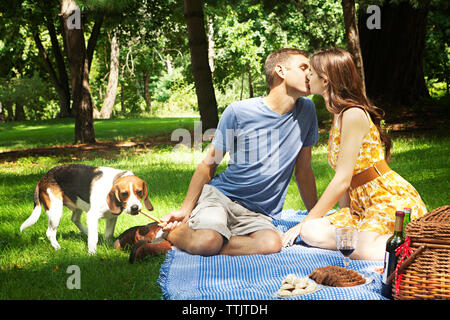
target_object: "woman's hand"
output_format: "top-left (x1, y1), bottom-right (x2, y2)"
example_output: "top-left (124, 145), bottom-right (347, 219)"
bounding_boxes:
top-left (282, 222), bottom-right (304, 247)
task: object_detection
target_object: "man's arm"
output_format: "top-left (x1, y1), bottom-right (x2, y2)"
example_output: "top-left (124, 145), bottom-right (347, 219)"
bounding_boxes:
top-left (294, 146), bottom-right (318, 211)
top-left (160, 145), bottom-right (225, 230)
top-left (179, 145), bottom-right (224, 213)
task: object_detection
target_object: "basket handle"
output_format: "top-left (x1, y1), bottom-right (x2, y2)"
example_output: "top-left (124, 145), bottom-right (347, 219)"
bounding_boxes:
top-left (386, 245), bottom-right (426, 284)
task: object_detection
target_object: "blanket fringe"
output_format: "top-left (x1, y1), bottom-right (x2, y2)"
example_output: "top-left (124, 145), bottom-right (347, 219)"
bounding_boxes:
top-left (157, 248), bottom-right (176, 300)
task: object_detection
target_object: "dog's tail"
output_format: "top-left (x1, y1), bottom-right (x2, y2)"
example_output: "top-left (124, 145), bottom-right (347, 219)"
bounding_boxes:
top-left (20, 184), bottom-right (42, 232)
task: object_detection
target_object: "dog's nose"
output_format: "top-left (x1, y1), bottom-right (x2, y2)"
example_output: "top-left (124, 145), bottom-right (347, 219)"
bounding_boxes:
top-left (131, 205), bottom-right (139, 212)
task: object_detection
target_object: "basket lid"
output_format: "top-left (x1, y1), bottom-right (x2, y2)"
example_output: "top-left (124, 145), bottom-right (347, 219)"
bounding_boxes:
top-left (405, 205), bottom-right (450, 241)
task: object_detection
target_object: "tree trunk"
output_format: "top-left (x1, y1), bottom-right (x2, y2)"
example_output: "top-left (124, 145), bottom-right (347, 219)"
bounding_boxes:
top-left (342, 0), bottom-right (366, 93)
top-left (15, 103), bottom-right (25, 121)
top-left (207, 15), bottom-right (215, 76)
top-left (98, 30), bottom-right (119, 119)
top-left (61, 0), bottom-right (96, 143)
top-left (166, 56), bottom-right (173, 75)
top-left (240, 70), bottom-right (244, 100)
top-left (248, 67), bottom-right (254, 98)
top-left (32, 32), bottom-right (71, 118)
top-left (0, 102), bottom-right (5, 123)
top-left (45, 13), bottom-right (71, 118)
top-left (143, 71), bottom-right (151, 112)
top-left (86, 15), bottom-right (104, 72)
top-left (358, 0), bottom-right (430, 107)
top-left (121, 82), bottom-right (125, 112)
top-left (184, 0), bottom-right (218, 131)
top-left (4, 102), bottom-right (14, 122)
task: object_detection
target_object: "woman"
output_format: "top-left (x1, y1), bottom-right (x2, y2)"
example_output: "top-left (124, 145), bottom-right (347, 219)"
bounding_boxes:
top-left (282, 48), bottom-right (427, 260)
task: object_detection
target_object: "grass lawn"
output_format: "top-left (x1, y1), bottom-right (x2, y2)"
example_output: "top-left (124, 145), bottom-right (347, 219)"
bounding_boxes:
top-left (0, 117), bottom-right (448, 299)
top-left (0, 116), bottom-right (198, 151)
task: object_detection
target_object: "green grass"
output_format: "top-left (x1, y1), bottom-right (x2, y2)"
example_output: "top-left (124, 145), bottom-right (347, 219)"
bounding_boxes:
top-left (0, 117), bottom-right (448, 299)
top-left (0, 116), bottom-right (198, 151)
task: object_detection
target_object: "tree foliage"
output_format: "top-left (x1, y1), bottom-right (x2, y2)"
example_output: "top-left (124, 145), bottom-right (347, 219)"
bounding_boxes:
top-left (0, 0), bottom-right (447, 123)
top-left (423, 1), bottom-right (449, 96)
top-left (211, 0), bottom-right (345, 97)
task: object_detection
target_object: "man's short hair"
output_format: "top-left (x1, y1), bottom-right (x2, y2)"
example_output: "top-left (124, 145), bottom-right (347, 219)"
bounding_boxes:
top-left (264, 48), bottom-right (309, 89)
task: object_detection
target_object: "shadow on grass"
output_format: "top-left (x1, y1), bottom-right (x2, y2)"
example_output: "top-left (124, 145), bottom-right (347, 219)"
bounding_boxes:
top-left (0, 243), bottom-right (166, 299)
top-left (0, 161), bottom-right (193, 299)
top-left (0, 133), bottom-right (448, 299)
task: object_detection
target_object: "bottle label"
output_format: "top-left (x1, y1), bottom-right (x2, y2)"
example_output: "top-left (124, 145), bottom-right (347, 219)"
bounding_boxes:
top-left (382, 251), bottom-right (389, 284)
top-left (382, 251), bottom-right (398, 285)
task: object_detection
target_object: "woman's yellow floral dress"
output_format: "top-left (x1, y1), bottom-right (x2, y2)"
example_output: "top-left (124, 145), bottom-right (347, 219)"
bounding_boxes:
top-left (326, 107), bottom-right (427, 235)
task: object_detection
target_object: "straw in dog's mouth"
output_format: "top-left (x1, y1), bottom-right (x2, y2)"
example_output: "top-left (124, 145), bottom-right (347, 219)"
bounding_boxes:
top-left (139, 209), bottom-right (162, 224)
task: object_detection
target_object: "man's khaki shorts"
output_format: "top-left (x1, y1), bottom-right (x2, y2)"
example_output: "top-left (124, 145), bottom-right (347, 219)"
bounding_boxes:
top-left (188, 184), bottom-right (282, 240)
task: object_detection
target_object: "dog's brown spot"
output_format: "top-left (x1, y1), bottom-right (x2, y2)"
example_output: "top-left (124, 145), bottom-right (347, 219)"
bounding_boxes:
top-left (38, 182), bottom-right (64, 211)
top-left (62, 194), bottom-right (76, 209)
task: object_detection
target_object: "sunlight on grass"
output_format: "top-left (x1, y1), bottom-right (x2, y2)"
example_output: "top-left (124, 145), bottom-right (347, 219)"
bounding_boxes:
top-left (0, 117), bottom-right (198, 151)
top-left (0, 119), bottom-right (448, 299)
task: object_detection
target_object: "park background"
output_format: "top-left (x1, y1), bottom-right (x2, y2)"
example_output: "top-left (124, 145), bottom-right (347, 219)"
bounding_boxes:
top-left (0, 0), bottom-right (448, 299)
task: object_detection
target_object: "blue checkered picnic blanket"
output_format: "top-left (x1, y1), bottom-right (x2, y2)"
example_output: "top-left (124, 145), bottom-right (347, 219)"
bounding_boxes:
top-left (158, 210), bottom-right (387, 300)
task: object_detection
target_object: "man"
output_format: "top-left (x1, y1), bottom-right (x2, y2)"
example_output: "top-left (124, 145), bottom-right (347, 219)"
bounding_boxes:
top-left (124, 48), bottom-right (319, 260)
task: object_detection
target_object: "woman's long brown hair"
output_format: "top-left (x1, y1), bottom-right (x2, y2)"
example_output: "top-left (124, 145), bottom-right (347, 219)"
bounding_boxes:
top-left (310, 48), bottom-right (392, 161)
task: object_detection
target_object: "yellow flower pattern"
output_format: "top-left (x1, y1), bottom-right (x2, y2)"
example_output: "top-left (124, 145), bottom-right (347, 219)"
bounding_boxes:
top-left (326, 107), bottom-right (427, 235)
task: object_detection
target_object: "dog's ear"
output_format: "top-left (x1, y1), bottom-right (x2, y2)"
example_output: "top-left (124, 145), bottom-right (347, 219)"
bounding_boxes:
top-left (142, 181), bottom-right (154, 211)
top-left (107, 186), bottom-right (122, 215)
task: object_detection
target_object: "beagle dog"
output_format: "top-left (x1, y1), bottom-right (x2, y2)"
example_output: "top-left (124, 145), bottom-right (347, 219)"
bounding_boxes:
top-left (20, 164), bottom-right (153, 254)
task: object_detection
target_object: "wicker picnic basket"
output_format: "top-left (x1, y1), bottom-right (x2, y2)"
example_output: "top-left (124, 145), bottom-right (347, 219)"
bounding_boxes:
top-left (393, 205), bottom-right (450, 300)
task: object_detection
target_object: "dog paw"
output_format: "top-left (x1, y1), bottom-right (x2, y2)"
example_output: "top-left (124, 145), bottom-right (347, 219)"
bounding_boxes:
top-left (51, 242), bottom-right (61, 250)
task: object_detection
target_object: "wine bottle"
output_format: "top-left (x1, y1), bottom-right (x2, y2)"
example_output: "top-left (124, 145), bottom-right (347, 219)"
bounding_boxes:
top-left (381, 210), bottom-right (405, 299)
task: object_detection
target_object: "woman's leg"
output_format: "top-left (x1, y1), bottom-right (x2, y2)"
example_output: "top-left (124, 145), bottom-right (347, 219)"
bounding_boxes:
top-left (352, 231), bottom-right (389, 260)
top-left (300, 218), bottom-right (389, 260)
top-left (300, 218), bottom-right (337, 250)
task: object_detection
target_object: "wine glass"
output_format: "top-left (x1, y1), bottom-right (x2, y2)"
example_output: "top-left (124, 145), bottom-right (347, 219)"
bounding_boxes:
top-left (335, 227), bottom-right (358, 267)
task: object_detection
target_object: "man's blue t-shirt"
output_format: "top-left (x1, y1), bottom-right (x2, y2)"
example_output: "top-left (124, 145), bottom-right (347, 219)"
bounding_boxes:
top-left (209, 96), bottom-right (318, 217)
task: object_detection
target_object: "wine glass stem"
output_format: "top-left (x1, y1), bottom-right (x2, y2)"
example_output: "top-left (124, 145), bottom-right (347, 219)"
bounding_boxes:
top-left (343, 257), bottom-right (350, 267)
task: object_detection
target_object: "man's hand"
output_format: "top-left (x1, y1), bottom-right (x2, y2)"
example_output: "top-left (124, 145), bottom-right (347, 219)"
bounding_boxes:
top-left (281, 222), bottom-right (303, 247)
top-left (159, 209), bottom-right (190, 232)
